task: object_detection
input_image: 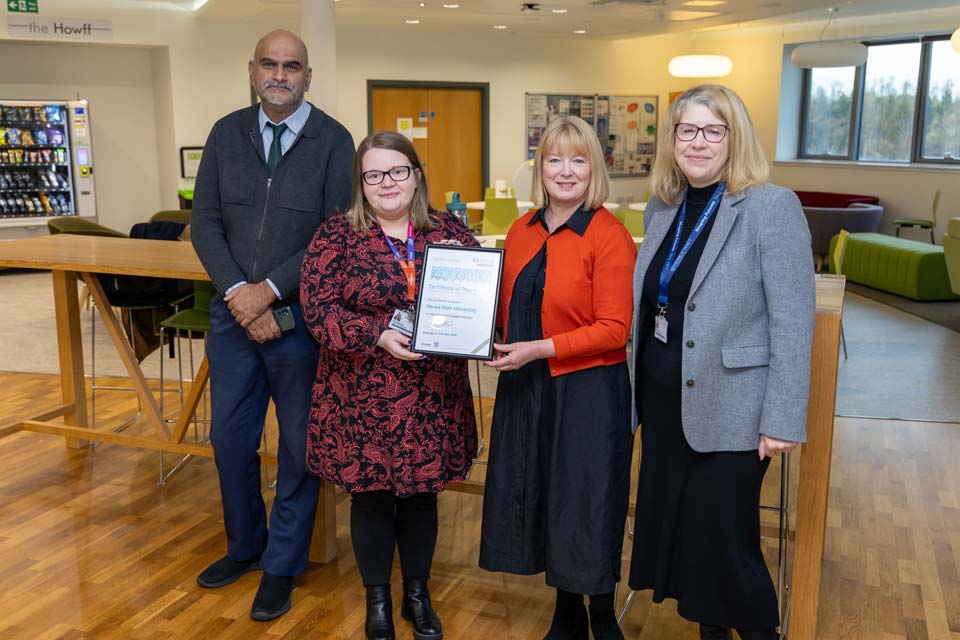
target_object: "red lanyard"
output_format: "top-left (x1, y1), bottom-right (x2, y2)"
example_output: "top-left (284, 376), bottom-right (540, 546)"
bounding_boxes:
top-left (383, 219), bottom-right (416, 304)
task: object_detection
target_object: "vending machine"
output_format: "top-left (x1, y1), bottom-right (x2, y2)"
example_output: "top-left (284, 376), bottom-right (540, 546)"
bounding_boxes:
top-left (0, 99), bottom-right (97, 229)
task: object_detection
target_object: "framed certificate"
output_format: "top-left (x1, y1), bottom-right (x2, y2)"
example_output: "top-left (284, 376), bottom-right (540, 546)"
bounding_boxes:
top-left (412, 244), bottom-right (504, 359)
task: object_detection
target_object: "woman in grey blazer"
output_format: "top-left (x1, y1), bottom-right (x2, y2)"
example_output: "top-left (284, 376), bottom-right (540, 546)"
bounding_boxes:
top-left (628, 85), bottom-right (815, 640)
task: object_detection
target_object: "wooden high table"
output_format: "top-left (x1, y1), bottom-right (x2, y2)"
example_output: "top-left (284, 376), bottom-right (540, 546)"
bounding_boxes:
top-left (0, 233), bottom-right (339, 563)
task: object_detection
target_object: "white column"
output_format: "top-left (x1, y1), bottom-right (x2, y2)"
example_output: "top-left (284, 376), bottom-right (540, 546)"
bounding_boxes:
top-left (301, 0), bottom-right (337, 115)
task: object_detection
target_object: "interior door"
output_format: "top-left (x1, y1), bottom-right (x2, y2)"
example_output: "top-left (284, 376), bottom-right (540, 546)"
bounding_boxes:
top-left (424, 88), bottom-right (483, 208)
top-left (370, 85), bottom-right (484, 210)
top-left (371, 86), bottom-right (430, 170)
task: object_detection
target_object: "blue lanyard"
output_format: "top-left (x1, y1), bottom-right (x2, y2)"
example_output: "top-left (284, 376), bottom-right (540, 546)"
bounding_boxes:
top-left (657, 182), bottom-right (725, 308)
top-left (382, 219), bottom-right (415, 262)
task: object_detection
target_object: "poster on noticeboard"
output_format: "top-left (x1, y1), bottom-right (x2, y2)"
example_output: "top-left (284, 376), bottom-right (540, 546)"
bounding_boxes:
top-left (525, 92), bottom-right (658, 177)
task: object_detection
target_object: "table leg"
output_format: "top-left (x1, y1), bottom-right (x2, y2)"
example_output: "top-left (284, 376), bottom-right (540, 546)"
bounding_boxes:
top-left (790, 308), bottom-right (843, 639)
top-left (51, 270), bottom-right (89, 448)
top-left (309, 480), bottom-right (338, 563)
top-left (81, 273), bottom-right (171, 441)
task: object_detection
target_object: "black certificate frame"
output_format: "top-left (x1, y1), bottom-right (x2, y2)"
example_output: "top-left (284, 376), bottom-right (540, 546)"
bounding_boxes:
top-left (411, 244), bottom-right (504, 360)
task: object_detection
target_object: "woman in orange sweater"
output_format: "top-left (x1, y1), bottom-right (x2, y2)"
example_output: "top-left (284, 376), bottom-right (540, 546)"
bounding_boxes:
top-left (479, 116), bottom-right (637, 640)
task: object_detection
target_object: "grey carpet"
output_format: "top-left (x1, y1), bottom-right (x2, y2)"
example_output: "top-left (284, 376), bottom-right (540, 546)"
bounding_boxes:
top-left (836, 292), bottom-right (960, 422)
top-left (2, 271), bottom-right (958, 423)
top-left (846, 282), bottom-right (960, 333)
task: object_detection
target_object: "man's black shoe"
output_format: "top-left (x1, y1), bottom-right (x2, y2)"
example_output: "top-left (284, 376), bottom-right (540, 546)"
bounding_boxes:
top-left (250, 573), bottom-right (294, 621)
top-left (196, 554), bottom-right (261, 589)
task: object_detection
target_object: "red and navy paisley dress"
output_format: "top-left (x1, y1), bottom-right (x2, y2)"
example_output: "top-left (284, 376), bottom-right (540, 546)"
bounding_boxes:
top-left (300, 212), bottom-right (478, 495)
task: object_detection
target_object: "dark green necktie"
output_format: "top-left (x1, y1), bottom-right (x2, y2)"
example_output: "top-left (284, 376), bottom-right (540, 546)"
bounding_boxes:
top-left (266, 122), bottom-right (288, 178)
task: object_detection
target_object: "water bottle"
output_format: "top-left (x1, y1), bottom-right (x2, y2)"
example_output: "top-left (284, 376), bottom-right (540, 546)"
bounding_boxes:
top-left (448, 192), bottom-right (469, 228)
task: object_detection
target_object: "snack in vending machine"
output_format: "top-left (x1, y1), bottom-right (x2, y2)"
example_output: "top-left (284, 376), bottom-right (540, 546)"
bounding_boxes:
top-left (12, 149), bottom-right (23, 164)
top-left (45, 105), bottom-right (62, 122)
top-left (7, 128), bottom-right (21, 145)
top-left (34, 130), bottom-right (47, 145)
top-left (55, 148), bottom-right (66, 164)
top-left (19, 107), bottom-right (33, 122)
top-left (3, 107), bottom-right (18, 122)
top-left (57, 173), bottom-right (68, 189)
top-left (35, 107), bottom-right (47, 122)
top-left (21, 130), bottom-right (34, 145)
top-left (41, 149), bottom-right (52, 163)
top-left (0, 150), bottom-right (7, 163)
top-left (23, 195), bottom-right (35, 212)
top-left (37, 193), bottom-right (52, 213)
top-left (49, 129), bottom-right (64, 145)
top-left (28, 150), bottom-right (39, 163)
top-left (49, 195), bottom-right (61, 213)
top-left (56, 194), bottom-right (70, 212)
top-left (0, 127), bottom-right (6, 145)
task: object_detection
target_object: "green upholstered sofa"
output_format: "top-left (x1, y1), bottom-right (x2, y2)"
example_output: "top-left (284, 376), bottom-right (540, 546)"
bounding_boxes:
top-left (944, 218), bottom-right (960, 295)
top-left (829, 232), bottom-right (960, 301)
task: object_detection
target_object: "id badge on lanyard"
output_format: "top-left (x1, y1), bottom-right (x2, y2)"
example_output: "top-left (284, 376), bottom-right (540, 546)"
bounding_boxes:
top-left (654, 182), bottom-right (725, 344)
top-left (384, 220), bottom-right (417, 336)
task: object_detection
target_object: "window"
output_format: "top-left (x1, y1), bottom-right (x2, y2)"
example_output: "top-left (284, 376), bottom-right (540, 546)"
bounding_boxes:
top-left (920, 40), bottom-right (960, 161)
top-left (798, 35), bottom-right (959, 165)
top-left (801, 66), bottom-right (857, 157)
top-left (859, 42), bottom-right (921, 162)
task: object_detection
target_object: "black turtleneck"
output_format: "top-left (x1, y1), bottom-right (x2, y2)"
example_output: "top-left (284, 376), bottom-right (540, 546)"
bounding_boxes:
top-left (637, 181), bottom-right (723, 409)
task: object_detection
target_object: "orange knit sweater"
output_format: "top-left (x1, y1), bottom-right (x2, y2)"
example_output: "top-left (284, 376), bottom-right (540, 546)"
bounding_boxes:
top-left (498, 207), bottom-right (637, 377)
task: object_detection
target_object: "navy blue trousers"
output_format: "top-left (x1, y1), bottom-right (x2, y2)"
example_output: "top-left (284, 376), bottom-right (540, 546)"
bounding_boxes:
top-left (206, 296), bottom-right (320, 576)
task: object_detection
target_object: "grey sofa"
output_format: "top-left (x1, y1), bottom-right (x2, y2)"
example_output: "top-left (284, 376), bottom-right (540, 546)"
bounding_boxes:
top-left (802, 202), bottom-right (884, 270)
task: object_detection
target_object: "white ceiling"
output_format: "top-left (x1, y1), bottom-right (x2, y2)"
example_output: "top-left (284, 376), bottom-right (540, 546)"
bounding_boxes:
top-left (116, 0), bottom-right (960, 39)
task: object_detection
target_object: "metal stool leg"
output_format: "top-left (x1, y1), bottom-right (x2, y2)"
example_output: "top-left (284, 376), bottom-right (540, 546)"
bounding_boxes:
top-left (840, 322), bottom-right (848, 361)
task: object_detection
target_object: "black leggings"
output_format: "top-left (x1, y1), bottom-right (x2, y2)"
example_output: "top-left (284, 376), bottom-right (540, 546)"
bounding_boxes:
top-left (350, 490), bottom-right (439, 587)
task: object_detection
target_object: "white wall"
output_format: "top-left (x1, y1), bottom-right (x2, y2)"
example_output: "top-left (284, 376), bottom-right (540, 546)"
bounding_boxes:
top-left (2, 4), bottom-right (958, 239)
top-left (0, 40), bottom-right (162, 232)
top-left (336, 27), bottom-right (655, 202)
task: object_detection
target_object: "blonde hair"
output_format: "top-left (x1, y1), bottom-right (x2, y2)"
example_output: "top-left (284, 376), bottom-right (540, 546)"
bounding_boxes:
top-left (531, 116), bottom-right (610, 211)
top-left (345, 131), bottom-right (435, 235)
top-left (651, 84), bottom-right (769, 205)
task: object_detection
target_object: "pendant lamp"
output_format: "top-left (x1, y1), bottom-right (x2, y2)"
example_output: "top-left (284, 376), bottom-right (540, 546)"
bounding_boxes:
top-left (790, 7), bottom-right (867, 69)
top-left (668, 55), bottom-right (733, 78)
top-left (790, 42), bottom-right (867, 68)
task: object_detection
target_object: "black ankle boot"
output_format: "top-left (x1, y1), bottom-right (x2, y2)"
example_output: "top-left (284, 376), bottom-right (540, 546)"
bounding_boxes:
top-left (365, 585), bottom-right (396, 640)
top-left (700, 623), bottom-right (732, 640)
top-left (736, 630), bottom-right (779, 640)
top-left (588, 592), bottom-right (624, 640)
top-left (400, 578), bottom-right (443, 640)
top-left (543, 589), bottom-right (589, 640)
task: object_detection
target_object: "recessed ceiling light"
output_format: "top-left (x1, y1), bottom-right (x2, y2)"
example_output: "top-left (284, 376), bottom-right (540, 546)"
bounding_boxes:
top-left (442, 3), bottom-right (459, 7)
top-left (419, 2), bottom-right (425, 6)
top-left (573, 29), bottom-right (586, 34)
top-left (682, 0), bottom-right (725, 6)
top-left (493, 24), bottom-right (508, 29)
top-left (405, 19), bottom-right (421, 24)
top-left (552, 8), bottom-right (567, 13)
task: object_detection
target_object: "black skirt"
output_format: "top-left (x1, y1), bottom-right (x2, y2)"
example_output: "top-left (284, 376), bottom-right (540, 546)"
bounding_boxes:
top-left (479, 238), bottom-right (632, 595)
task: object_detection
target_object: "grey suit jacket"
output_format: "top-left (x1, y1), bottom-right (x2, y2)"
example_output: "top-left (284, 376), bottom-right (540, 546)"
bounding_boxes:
top-left (630, 183), bottom-right (815, 451)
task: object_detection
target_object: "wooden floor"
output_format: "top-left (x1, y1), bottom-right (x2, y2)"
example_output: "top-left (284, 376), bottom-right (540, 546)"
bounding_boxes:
top-left (1, 371), bottom-right (959, 639)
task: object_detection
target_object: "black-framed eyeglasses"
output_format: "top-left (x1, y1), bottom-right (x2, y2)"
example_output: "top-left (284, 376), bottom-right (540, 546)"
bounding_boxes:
top-left (675, 123), bottom-right (729, 143)
top-left (361, 165), bottom-right (413, 186)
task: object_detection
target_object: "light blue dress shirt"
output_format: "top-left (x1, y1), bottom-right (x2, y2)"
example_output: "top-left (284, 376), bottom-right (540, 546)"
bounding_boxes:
top-left (227, 99), bottom-right (314, 300)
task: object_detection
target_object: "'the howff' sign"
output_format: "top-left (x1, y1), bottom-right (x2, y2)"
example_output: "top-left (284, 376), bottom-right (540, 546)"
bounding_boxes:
top-left (6, 16), bottom-right (113, 40)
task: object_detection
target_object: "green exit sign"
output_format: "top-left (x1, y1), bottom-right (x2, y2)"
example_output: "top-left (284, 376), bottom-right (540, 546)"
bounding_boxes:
top-left (7, 0), bottom-right (38, 13)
